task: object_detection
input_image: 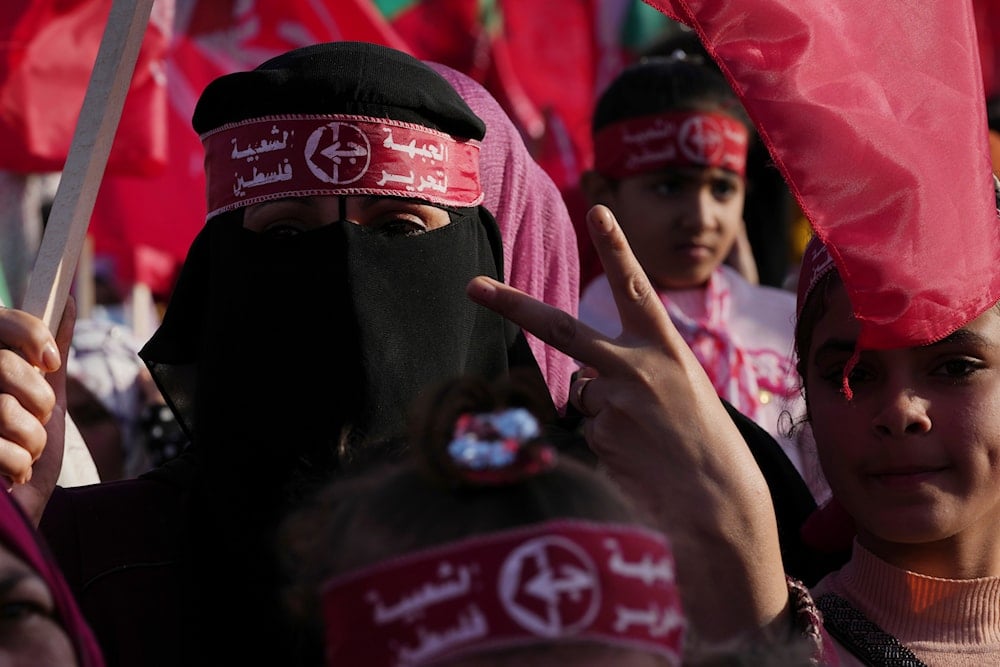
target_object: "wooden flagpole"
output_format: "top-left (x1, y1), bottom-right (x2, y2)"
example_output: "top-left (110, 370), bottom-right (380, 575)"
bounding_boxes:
top-left (21, 0), bottom-right (155, 332)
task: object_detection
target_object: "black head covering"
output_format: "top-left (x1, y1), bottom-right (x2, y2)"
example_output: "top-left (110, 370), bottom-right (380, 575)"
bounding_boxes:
top-left (142, 40), bottom-right (542, 457)
top-left (137, 41), bottom-right (546, 665)
top-left (193, 41), bottom-right (485, 138)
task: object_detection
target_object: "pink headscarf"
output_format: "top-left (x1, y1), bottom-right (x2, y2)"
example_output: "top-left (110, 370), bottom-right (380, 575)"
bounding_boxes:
top-left (0, 491), bottom-right (105, 666)
top-left (429, 63), bottom-right (580, 412)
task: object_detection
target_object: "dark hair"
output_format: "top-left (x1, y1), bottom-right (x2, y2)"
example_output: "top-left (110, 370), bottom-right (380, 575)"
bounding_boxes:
top-left (592, 55), bottom-right (751, 134)
top-left (279, 373), bottom-right (648, 625)
top-left (987, 93), bottom-right (1000, 133)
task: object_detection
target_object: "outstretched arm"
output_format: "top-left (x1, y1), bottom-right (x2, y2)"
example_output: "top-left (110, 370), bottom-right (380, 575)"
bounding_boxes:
top-left (467, 204), bottom-right (789, 644)
top-left (0, 299), bottom-right (75, 525)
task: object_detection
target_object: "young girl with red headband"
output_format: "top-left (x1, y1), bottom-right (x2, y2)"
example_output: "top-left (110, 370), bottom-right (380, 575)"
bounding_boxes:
top-left (577, 56), bottom-right (826, 505)
top-left (279, 372), bottom-right (819, 666)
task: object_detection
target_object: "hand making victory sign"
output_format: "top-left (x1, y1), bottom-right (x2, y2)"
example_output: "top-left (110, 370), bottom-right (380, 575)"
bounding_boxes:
top-left (467, 204), bottom-right (792, 647)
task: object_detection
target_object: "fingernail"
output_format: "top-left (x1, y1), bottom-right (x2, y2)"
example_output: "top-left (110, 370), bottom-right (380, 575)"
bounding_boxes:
top-left (42, 343), bottom-right (60, 372)
top-left (592, 208), bottom-right (613, 232)
top-left (467, 278), bottom-right (496, 303)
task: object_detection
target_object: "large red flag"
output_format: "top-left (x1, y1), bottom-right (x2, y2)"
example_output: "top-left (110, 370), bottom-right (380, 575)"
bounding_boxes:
top-left (0, 0), bottom-right (171, 175)
top-left (88, 0), bottom-right (408, 298)
top-left (643, 0), bottom-right (1000, 350)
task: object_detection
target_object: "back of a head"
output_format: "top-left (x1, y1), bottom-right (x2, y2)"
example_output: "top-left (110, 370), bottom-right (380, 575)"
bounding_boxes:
top-left (592, 56), bottom-right (749, 134)
top-left (280, 374), bottom-right (685, 666)
top-left (282, 373), bottom-right (646, 597)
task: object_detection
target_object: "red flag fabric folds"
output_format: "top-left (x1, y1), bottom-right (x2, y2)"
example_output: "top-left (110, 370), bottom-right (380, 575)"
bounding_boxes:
top-left (643, 0), bottom-right (1000, 350)
top-left (0, 0), bottom-right (170, 175)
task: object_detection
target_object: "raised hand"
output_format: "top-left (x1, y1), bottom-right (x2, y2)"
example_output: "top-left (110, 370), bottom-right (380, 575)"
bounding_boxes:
top-left (467, 204), bottom-right (790, 643)
top-left (0, 299), bottom-right (75, 525)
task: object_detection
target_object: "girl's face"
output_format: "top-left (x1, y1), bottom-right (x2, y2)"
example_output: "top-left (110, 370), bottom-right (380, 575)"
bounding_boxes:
top-left (603, 166), bottom-right (744, 290)
top-left (804, 282), bottom-right (1000, 575)
top-left (0, 546), bottom-right (79, 667)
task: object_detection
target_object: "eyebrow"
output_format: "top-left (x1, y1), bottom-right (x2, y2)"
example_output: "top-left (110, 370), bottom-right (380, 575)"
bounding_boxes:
top-left (814, 329), bottom-right (993, 359)
top-left (812, 338), bottom-right (857, 358)
top-left (923, 328), bottom-right (993, 349)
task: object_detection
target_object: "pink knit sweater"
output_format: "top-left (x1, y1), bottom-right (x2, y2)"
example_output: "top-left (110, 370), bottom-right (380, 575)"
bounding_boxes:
top-left (812, 541), bottom-right (1000, 666)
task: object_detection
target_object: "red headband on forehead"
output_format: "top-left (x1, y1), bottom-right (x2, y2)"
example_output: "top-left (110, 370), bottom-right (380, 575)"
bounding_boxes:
top-left (321, 520), bottom-right (685, 666)
top-left (594, 111), bottom-right (748, 179)
top-left (795, 235), bottom-right (838, 319)
top-left (201, 114), bottom-right (484, 220)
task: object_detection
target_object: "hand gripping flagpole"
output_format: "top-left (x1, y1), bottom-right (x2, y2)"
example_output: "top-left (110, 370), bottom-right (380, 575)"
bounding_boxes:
top-left (21, 0), bottom-right (155, 331)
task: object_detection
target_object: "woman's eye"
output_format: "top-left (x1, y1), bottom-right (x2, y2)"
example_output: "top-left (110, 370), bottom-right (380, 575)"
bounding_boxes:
top-left (374, 218), bottom-right (427, 237)
top-left (261, 223), bottom-right (305, 238)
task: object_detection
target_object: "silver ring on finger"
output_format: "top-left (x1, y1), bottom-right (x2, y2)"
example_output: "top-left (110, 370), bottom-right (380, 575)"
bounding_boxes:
top-left (572, 377), bottom-right (596, 418)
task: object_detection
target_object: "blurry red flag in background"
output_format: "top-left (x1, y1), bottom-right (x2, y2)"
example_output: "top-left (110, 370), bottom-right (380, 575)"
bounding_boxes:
top-left (6, 0), bottom-right (1000, 313)
top-left (0, 0), bottom-right (171, 175)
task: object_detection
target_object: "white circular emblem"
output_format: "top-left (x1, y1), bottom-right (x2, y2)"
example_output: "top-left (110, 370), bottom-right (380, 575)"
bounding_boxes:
top-left (678, 115), bottom-right (725, 165)
top-left (497, 536), bottom-right (601, 637)
top-left (304, 122), bottom-right (371, 184)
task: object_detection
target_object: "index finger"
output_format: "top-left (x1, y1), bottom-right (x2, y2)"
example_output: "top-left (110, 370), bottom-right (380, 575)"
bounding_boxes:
top-left (585, 205), bottom-right (675, 341)
top-left (0, 308), bottom-right (61, 373)
top-left (466, 277), bottom-right (625, 372)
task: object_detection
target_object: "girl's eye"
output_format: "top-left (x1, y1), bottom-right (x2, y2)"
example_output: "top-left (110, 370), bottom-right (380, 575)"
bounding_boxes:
top-left (711, 178), bottom-right (740, 200)
top-left (652, 179), bottom-right (684, 197)
top-left (933, 357), bottom-right (981, 380)
top-left (819, 362), bottom-right (873, 387)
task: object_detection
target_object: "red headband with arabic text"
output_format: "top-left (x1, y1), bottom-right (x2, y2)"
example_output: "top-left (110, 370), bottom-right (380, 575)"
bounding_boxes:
top-left (593, 111), bottom-right (748, 179)
top-left (321, 519), bottom-right (685, 666)
top-left (201, 114), bottom-right (483, 220)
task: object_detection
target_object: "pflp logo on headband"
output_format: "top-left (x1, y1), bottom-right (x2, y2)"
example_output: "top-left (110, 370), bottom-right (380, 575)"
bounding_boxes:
top-left (201, 114), bottom-right (484, 219)
top-left (594, 111), bottom-right (748, 179)
top-left (795, 235), bottom-right (838, 318)
top-left (321, 520), bottom-right (685, 667)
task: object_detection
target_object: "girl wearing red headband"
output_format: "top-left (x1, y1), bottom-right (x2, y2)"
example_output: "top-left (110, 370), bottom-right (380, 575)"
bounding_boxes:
top-left (577, 56), bottom-right (826, 507)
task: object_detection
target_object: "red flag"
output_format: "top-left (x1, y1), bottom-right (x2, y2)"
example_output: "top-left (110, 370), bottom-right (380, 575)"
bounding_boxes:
top-left (643, 0), bottom-right (1000, 350)
top-left (377, 0), bottom-right (482, 73)
top-left (975, 0), bottom-right (1000, 97)
top-left (0, 0), bottom-right (170, 175)
top-left (88, 0), bottom-right (408, 297)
